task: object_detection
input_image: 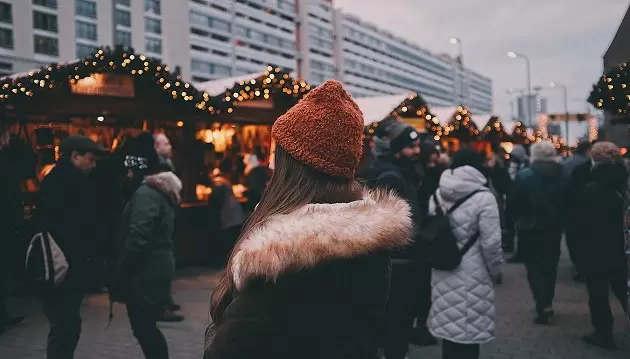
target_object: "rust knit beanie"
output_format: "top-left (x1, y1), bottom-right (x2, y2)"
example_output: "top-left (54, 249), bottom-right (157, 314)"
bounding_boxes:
top-left (271, 80), bottom-right (364, 179)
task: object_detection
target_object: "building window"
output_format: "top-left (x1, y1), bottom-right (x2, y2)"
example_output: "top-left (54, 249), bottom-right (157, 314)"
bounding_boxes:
top-left (144, 0), bottom-right (161, 15)
top-left (115, 30), bottom-right (131, 47)
top-left (76, 43), bottom-right (97, 58)
top-left (34, 35), bottom-right (58, 56)
top-left (115, 9), bottom-right (131, 27)
top-left (212, 18), bottom-right (230, 32)
top-left (191, 59), bottom-right (232, 76)
top-left (75, 0), bottom-right (96, 19)
top-left (0, 2), bottom-right (12, 24)
top-left (145, 17), bottom-right (161, 34)
top-left (116, 0), bottom-right (131, 6)
top-left (277, 0), bottom-right (294, 12)
top-left (32, 0), bottom-right (57, 9)
top-left (0, 28), bottom-right (13, 49)
top-left (33, 11), bottom-right (58, 33)
top-left (76, 21), bottom-right (97, 41)
top-left (146, 37), bottom-right (162, 54)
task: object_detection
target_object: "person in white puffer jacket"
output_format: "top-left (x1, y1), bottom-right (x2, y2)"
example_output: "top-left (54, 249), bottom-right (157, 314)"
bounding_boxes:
top-left (427, 148), bottom-right (504, 359)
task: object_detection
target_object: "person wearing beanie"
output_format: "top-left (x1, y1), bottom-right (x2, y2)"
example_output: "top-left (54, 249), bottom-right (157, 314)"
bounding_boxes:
top-left (204, 80), bottom-right (413, 359)
top-left (574, 149), bottom-right (627, 349)
top-left (510, 141), bottom-right (567, 325)
top-left (361, 121), bottom-right (436, 357)
top-left (426, 148), bottom-right (503, 359)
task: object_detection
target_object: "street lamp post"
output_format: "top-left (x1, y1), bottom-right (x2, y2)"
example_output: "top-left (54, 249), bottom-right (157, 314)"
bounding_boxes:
top-left (550, 81), bottom-right (569, 143)
top-left (450, 37), bottom-right (465, 108)
top-left (508, 52), bottom-right (532, 127)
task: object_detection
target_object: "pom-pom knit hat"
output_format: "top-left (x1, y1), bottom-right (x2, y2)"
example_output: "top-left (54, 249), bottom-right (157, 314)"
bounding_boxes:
top-left (271, 80), bottom-right (364, 179)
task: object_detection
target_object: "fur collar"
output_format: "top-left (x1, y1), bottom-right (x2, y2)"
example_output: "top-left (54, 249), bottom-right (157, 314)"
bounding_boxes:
top-left (144, 172), bottom-right (182, 206)
top-left (231, 190), bottom-right (413, 290)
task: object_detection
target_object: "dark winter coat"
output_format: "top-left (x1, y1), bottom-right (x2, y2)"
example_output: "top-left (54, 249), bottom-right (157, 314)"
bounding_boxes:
top-left (245, 165), bottom-right (269, 207)
top-left (509, 160), bottom-right (566, 232)
top-left (575, 162), bottom-right (628, 274)
top-left (35, 158), bottom-right (101, 290)
top-left (112, 172), bottom-right (181, 306)
top-left (0, 152), bottom-right (23, 266)
top-left (361, 155), bottom-right (422, 260)
top-left (203, 191), bottom-right (413, 359)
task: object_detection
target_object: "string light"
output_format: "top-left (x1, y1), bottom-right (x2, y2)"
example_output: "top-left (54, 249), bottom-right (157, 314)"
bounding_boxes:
top-left (363, 93), bottom-right (441, 139)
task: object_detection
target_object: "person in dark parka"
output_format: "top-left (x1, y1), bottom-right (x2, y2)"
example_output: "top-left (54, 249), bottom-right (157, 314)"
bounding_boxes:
top-left (575, 146), bottom-right (628, 350)
top-left (36, 136), bottom-right (106, 359)
top-left (204, 81), bottom-right (413, 359)
top-left (112, 171), bottom-right (183, 359)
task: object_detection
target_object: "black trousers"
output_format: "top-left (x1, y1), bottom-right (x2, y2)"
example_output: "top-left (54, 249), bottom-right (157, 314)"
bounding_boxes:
top-left (127, 293), bottom-right (170, 359)
top-left (412, 261), bottom-right (432, 336)
top-left (442, 340), bottom-right (480, 359)
top-left (520, 230), bottom-right (562, 314)
top-left (585, 270), bottom-right (628, 335)
top-left (384, 262), bottom-right (421, 359)
top-left (43, 289), bottom-right (84, 359)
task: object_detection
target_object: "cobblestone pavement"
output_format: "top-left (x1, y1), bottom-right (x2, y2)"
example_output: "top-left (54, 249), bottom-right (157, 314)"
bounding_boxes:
top-left (1, 251), bottom-right (628, 359)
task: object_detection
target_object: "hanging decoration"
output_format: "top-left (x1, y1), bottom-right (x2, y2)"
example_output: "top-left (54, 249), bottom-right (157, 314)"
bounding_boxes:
top-left (0, 46), bottom-right (203, 112)
top-left (197, 66), bottom-right (311, 115)
top-left (511, 121), bottom-right (531, 144)
top-left (481, 116), bottom-right (509, 143)
top-left (588, 60), bottom-right (630, 116)
top-left (364, 93), bottom-right (440, 139)
top-left (442, 105), bottom-right (479, 141)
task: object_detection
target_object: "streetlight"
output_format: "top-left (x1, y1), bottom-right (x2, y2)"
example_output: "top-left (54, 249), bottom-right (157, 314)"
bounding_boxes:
top-left (450, 37), bottom-right (465, 109)
top-left (449, 37), bottom-right (463, 64)
top-left (507, 51), bottom-right (532, 127)
top-left (550, 81), bottom-right (570, 142)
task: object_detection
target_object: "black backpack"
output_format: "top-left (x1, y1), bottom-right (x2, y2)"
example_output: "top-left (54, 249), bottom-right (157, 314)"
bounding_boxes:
top-left (421, 190), bottom-right (483, 271)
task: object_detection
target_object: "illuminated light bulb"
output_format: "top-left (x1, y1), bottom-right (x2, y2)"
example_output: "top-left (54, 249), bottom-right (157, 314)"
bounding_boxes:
top-left (228, 108), bottom-right (233, 113)
top-left (97, 116), bottom-right (104, 122)
top-left (176, 121), bottom-right (184, 127)
top-left (401, 106), bottom-right (408, 112)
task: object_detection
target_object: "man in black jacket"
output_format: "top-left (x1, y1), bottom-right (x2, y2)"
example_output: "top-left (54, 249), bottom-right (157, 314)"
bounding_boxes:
top-left (0, 130), bottom-right (24, 335)
top-left (37, 135), bottom-right (105, 359)
top-left (362, 121), bottom-right (434, 359)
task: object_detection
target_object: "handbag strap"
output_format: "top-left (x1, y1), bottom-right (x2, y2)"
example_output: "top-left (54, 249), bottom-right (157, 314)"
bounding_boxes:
top-left (446, 189), bottom-right (484, 215)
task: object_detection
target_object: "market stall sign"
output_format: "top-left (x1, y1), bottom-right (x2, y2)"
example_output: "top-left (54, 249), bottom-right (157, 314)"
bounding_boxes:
top-left (401, 117), bottom-right (426, 133)
top-left (70, 74), bottom-right (135, 98)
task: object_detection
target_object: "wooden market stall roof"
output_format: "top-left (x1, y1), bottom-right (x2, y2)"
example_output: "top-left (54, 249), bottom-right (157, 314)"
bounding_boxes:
top-left (359, 93), bottom-right (440, 138)
top-left (442, 105), bottom-right (480, 140)
top-left (0, 47), bottom-right (205, 121)
top-left (192, 67), bottom-right (311, 124)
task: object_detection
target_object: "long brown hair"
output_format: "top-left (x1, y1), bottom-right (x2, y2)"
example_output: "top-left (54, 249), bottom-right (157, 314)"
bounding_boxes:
top-left (209, 145), bottom-right (363, 324)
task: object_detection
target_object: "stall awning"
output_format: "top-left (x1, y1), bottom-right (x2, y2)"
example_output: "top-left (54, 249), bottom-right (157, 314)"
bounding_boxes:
top-left (194, 73), bottom-right (264, 97)
top-left (354, 94), bottom-right (410, 126)
top-left (473, 114), bottom-right (492, 129)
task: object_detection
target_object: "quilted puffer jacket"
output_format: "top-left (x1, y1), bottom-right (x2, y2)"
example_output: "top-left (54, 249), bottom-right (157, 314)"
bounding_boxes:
top-left (427, 165), bottom-right (503, 344)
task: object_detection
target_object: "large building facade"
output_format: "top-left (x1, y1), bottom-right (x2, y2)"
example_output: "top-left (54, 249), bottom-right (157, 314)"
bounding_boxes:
top-left (0, 0), bottom-right (492, 113)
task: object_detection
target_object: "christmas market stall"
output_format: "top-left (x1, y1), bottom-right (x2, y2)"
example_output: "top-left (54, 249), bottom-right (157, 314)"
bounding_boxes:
top-left (0, 47), bottom-right (224, 268)
top-left (359, 93), bottom-right (440, 139)
top-left (191, 67), bottom-right (310, 204)
top-left (439, 105), bottom-right (481, 153)
top-left (481, 116), bottom-right (512, 153)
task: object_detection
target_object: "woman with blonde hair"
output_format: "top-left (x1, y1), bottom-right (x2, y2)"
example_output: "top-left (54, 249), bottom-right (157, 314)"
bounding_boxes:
top-left (203, 81), bottom-right (413, 359)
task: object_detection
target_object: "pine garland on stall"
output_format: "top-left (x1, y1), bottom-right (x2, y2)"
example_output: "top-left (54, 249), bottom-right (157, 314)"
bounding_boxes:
top-left (481, 116), bottom-right (509, 143)
top-left (511, 121), bottom-right (531, 144)
top-left (588, 61), bottom-right (630, 116)
top-left (364, 93), bottom-right (440, 139)
top-left (442, 106), bottom-right (479, 141)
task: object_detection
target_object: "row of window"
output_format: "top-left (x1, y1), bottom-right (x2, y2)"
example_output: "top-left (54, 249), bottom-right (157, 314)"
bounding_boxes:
top-left (0, 2), bottom-right (11, 24)
top-left (76, 0), bottom-right (96, 19)
top-left (309, 36), bottom-right (333, 52)
top-left (234, 0), bottom-right (295, 20)
top-left (76, 21), bottom-right (97, 41)
top-left (34, 11), bottom-right (57, 33)
top-left (311, 60), bottom-right (335, 73)
top-left (235, 26), bottom-right (295, 50)
top-left (191, 59), bottom-right (232, 77)
top-left (309, 24), bottom-right (334, 40)
top-left (33, 0), bottom-right (57, 9)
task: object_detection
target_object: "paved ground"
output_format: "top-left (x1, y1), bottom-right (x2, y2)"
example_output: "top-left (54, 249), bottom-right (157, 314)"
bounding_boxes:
top-left (1, 251), bottom-right (628, 359)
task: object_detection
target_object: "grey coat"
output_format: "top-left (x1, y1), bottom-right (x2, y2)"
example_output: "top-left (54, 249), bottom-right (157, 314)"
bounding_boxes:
top-left (427, 166), bottom-right (503, 344)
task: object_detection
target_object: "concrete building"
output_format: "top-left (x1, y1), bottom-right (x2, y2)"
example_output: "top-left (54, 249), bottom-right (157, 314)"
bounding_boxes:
top-left (332, 11), bottom-right (492, 114)
top-left (0, 0), bottom-right (492, 114)
top-left (516, 94), bottom-right (548, 126)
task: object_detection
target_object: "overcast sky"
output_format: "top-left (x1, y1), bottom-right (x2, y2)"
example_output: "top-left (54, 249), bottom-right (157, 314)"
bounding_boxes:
top-left (334, 0), bottom-right (629, 118)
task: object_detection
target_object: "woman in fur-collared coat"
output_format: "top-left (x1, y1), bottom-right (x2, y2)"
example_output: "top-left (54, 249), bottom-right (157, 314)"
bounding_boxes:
top-left (204, 81), bottom-right (414, 359)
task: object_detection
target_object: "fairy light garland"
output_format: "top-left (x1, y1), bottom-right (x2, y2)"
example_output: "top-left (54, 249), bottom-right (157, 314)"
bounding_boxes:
top-left (511, 121), bottom-right (531, 144)
top-left (443, 105), bottom-right (479, 140)
top-left (481, 116), bottom-right (509, 142)
top-left (588, 61), bottom-right (629, 115)
top-left (364, 93), bottom-right (441, 139)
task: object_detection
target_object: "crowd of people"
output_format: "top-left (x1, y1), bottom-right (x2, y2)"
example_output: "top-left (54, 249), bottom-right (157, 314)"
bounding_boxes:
top-left (0, 79), bottom-right (628, 359)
